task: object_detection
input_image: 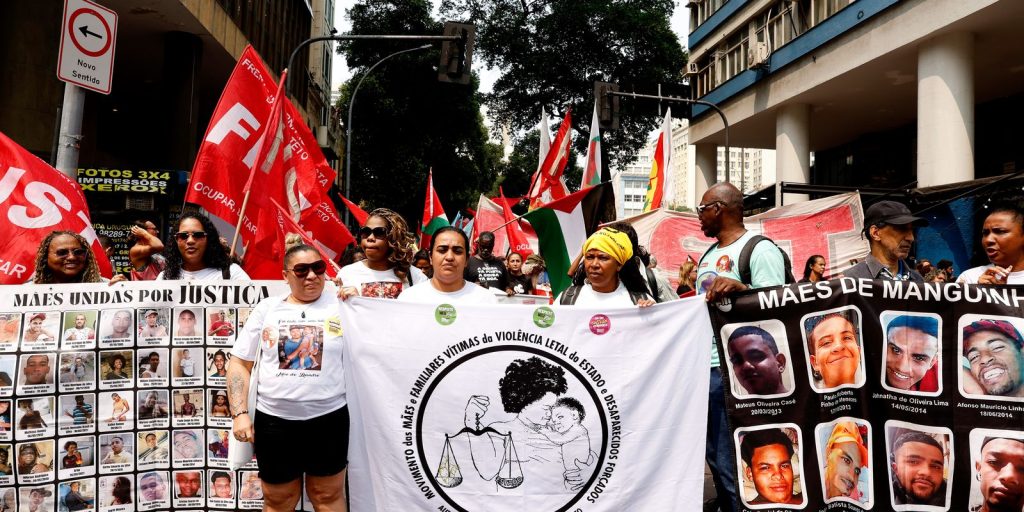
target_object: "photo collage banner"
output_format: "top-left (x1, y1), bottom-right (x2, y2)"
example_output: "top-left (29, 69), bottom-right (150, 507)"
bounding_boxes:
top-left (709, 279), bottom-right (1024, 511)
top-left (0, 280), bottom-right (287, 512)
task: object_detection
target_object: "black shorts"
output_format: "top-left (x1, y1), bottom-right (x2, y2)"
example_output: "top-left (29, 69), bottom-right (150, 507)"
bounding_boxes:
top-left (254, 406), bottom-right (349, 484)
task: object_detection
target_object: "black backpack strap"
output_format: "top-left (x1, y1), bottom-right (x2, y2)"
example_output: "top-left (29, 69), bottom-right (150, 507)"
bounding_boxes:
top-left (698, 242), bottom-right (720, 269)
top-left (627, 289), bottom-right (651, 305)
top-left (645, 268), bottom-right (662, 303)
top-left (738, 235), bottom-right (795, 285)
top-left (559, 284), bottom-right (583, 305)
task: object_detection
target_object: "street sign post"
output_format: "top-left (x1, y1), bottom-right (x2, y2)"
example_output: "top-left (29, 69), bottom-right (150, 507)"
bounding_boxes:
top-left (57, 0), bottom-right (117, 94)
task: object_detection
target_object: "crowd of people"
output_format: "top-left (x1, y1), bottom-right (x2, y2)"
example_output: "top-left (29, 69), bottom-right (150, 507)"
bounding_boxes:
top-left (11, 190), bottom-right (1024, 511)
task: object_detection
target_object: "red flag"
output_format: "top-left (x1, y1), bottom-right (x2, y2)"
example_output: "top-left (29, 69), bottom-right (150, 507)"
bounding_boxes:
top-left (419, 170), bottom-right (449, 248)
top-left (529, 109), bottom-right (573, 209)
top-left (337, 193), bottom-right (369, 226)
top-left (185, 45), bottom-right (278, 243)
top-left (498, 187), bottom-right (533, 257)
top-left (0, 131), bottom-right (113, 282)
top-left (269, 198), bottom-right (342, 278)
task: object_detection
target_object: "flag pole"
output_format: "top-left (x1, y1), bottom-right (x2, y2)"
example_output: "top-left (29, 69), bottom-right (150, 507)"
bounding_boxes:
top-left (269, 198), bottom-right (344, 274)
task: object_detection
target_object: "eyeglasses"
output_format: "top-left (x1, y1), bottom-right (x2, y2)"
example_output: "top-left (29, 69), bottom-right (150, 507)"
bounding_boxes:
top-left (696, 201), bottom-right (725, 215)
top-left (54, 248), bottom-right (88, 258)
top-left (175, 231), bottom-right (207, 241)
top-left (287, 260), bottom-right (327, 278)
top-left (359, 226), bottom-right (387, 239)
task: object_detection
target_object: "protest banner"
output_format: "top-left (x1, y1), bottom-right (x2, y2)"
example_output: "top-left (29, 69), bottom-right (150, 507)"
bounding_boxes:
top-left (0, 280), bottom-right (288, 511)
top-left (626, 192), bottom-right (869, 289)
top-left (708, 279), bottom-right (1024, 511)
top-left (341, 297), bottom-right (713, 510)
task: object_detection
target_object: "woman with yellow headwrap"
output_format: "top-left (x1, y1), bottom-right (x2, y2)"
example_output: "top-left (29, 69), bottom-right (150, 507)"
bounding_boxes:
top-left (556, 227), bottom-right (656, 307)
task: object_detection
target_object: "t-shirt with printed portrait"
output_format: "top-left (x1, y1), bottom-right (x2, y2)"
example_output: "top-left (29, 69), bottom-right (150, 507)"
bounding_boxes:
top-left (338, 260), bottom-right (428, 299)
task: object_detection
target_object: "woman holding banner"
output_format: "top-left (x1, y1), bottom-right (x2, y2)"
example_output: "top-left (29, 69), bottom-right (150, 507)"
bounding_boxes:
top-left (158, 213), bottom-right (249, 280)
top-left (958, 202), bottom-right (1024, 284)
top-left (228, 244), bottom-right (347, 512)
top-left (30, 231), bottom-right (112, 284)
top-left (556, 227), bottom-right (655, 307)
top-left (338, 208), bottom-right (426, 299)
top-left (397, 226), bottom-right (498, 304)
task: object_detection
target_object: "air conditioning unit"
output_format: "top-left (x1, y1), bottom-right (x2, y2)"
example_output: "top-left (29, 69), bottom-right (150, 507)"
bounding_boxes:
top-left (315, 125), bottom-right (333, 148)
top-left (747, 42), bottom-right (770, 68)
top-left (686, 62), bottom-right (700, 75)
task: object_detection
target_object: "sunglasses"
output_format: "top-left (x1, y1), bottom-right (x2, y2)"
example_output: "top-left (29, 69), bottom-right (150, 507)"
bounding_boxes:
top-left (287, 260), bottom-right (328, 278)
top-left (54, 248), bottom-right (87, 258)
top-left (696, 201), bottom-right (725, 215)
top-left (175, 231), bottom-right (208, 241)
top-left (359, 226), bottom-right (387, 239)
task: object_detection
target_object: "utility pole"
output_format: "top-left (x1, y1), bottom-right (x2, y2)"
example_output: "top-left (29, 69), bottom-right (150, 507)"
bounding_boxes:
top-left (54, 83), bottom-right (85, 179)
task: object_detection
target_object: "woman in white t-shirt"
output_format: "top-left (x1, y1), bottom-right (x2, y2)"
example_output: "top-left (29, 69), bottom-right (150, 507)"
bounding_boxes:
top-left (227, 244), bottom-right (347, 511)
top-left (157, 213), bottom-right (250, 280)
top-left (958, 203), bottom-right (1024, 285)
top-left (555, 227), bottom-right (655, 307)
top-left (338, 208), bottom-right (426, 299)
top-left (399, 227), bottom-right (498, 304)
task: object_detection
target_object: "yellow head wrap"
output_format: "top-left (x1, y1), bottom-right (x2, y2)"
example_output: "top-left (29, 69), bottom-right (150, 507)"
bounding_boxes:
top-left (581, 228), bottom-right (633, 266)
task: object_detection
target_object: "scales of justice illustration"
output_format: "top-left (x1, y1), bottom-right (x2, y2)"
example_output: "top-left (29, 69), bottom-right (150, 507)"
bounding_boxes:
top-left (435, 412), bottom-right (524, 489)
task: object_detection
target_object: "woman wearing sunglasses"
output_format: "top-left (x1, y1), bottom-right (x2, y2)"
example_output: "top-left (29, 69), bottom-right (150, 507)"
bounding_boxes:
top-left (398, 226), bottom-right (498, 304)
top-left (227, 244), bottom-right (348, 512)
top-left (30, 231), bottom-right (114, 284)
top-left (338, 208), bottom-right (426, 299)
top-left (158, 213), bottom-right (249, 280)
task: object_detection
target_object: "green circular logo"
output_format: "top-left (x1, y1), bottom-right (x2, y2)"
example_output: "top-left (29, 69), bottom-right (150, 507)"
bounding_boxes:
top-left (533, 306), bottom-right (555, 328)
top-left (434, 304), bottom-right (457, 326)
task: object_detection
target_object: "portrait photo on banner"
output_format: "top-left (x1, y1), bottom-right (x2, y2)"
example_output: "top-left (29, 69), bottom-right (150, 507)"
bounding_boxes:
top-left (0, 312), bottom-right (21, 350)
top-left (21, 312), bottom-right (59, 351)
top-left (172, 306), bottom-right (203, 341)
top-left (957, 313), bottom-right (1024, 401)
top-left (734, 424), bottom-right (807, 509)
top-left (720, 319), bottom-right (796, 399)
top-left (878, 311), bottom-right (943, 396)
top-left (814, 417), bottom-right (872, 508)
top-left (98, 350), bottom-right (133, 390)
top-left (967, 428), bottom-right (1024, 512)
top-left (884, 419), bottom-right (954, 511)
top-left (800, 306), bottom-right (866, 393)
top-left (98, 308), bottom-right (135, 346)
top-left (59, 310), bottom-right (97, 350)
top-left (57, 351), bottom-right (96, 393)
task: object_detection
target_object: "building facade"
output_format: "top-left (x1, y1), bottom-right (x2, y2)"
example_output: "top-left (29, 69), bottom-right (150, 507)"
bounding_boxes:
top-left (0, 0), bottom-right (340, 273)
top-left (686, 0), bottom-right (1024, 205)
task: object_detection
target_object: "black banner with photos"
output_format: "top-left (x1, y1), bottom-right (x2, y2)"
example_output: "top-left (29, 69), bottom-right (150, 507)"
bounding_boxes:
top-left (0, 280), bottom-right (286, 512)
top-left (709, 279), bottom-right (1024, 512)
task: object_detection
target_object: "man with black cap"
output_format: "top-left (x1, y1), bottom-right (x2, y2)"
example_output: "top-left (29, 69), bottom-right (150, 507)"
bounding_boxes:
top-left (845, 200), bottom-right (927, 282)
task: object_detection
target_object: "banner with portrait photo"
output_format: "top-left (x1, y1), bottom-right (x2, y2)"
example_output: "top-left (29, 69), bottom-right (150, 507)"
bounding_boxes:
top-left (708, 279), bottom-right (1024, 511)
top-left (341, 297), bottom-right (714, 511)
top-left (0, 280), bottom-right (288, 512)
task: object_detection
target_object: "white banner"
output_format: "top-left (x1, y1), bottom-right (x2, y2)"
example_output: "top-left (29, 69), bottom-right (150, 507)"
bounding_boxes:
top-left (341, 297), bottom-right (713, 511)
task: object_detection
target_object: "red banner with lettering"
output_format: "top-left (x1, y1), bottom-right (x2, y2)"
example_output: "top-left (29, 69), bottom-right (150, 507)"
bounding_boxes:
top-left (0, 131), bottom-right (113, 282)
top-left (624, 193), bottom-right (869, 289)
top-left (185, 45), bottom-right (277, 243)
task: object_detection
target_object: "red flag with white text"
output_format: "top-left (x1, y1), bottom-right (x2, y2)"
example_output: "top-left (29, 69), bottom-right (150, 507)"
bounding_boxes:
top-left (185, 45), bottom-right (278, 245)
top-left (0, 131), bottom-right (113, 282)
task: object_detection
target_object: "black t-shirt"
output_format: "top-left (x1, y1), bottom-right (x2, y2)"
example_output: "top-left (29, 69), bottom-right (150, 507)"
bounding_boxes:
top-left (507, 273), bottom-right (533, 295)
top-left (466, 257), bottom-right (508, 290)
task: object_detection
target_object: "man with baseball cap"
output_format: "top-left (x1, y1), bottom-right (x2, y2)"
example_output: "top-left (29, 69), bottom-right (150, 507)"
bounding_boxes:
top-left (962, 319), bottom-right (1024, 398)
top-left (823, 421), bottom-right (869, 501)
top-left (845, 200), bottom-right (928, 282)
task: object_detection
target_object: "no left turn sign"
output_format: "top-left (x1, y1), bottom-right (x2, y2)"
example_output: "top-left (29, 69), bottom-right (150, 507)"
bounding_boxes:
top-left (58, 0), bottom-right (117, 94)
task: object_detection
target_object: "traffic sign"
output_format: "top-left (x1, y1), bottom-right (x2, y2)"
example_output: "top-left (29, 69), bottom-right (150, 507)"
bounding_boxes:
top-left (57, 0), bottom-right (117, 94)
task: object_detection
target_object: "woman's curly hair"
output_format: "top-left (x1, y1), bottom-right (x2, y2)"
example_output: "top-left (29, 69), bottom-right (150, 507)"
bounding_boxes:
top-left (162, 213), bottom-right (230, 280)
top-left (33, 231), bottom-right (102, 284)
top-left (364, 208), bottom-right (415, 282)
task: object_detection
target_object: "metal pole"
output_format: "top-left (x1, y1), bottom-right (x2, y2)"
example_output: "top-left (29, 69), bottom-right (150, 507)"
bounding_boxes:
top-left (605, 90), bottom-right (730, 182)
top-left (55, 83), bottom-right (85, 179)
top-left (343, 44), bottom-right (432, 225)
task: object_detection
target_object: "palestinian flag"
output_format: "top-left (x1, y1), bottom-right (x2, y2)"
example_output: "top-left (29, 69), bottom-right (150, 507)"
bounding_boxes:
top-left (522, 182), bottom-right (616, 298)
top-left (419, 169), bottom-right (449, 248)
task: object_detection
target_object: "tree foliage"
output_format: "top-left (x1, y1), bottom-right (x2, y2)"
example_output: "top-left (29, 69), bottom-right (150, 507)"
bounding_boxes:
top-left (337, 0), bottom-right (500, 226)
top-left (439, 0), bottom-right (687, 170)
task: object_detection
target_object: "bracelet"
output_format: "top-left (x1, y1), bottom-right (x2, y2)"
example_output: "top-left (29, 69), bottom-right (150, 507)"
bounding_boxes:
top-left (231, 410), bottom-right (248, 418)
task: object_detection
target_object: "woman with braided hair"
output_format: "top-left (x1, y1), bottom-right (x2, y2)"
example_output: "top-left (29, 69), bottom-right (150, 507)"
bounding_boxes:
top-left (338, 208), bottom-right (427, 299)
top-left (30, 231), bottom-right (117, 284)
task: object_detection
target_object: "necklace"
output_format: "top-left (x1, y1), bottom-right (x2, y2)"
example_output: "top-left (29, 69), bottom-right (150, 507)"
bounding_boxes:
top-left (287, 295), bottom-right (317, 318)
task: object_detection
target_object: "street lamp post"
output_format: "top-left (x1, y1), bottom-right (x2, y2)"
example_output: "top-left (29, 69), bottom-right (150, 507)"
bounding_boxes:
top-left (343, 44), bottom-right (432, 225)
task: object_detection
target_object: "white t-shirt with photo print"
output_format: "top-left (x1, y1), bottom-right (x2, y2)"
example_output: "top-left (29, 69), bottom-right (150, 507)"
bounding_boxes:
top-left (231, 293), bottom-right (345, 420)
top-left (338, 260), bottom-right (428, 299)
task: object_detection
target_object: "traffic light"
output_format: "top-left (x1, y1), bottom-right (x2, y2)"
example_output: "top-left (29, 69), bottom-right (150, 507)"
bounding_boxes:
top-left (594, 81), bottom-right (620, 130)
top-left (438, 22), bottom-right (475, 84)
